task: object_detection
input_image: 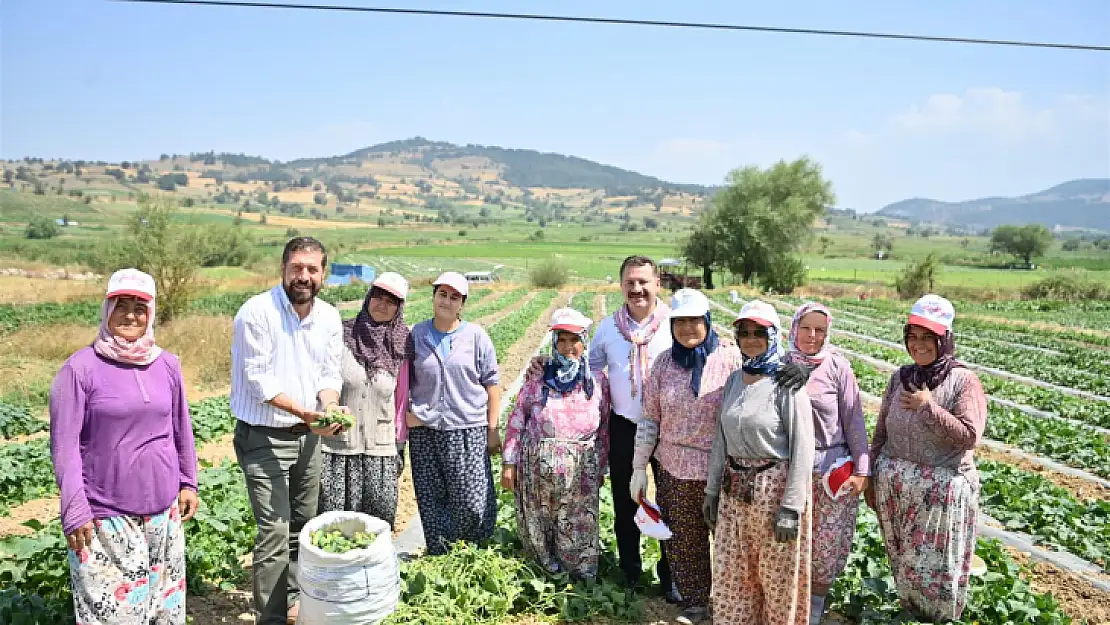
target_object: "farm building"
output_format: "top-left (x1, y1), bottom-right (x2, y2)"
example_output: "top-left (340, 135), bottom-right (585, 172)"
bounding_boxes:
top-left (326, 263), bottom-right (376, 286)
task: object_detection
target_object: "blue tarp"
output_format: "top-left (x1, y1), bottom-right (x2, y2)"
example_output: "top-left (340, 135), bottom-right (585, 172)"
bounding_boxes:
top-left (326, 263), bottom-right (376, 286)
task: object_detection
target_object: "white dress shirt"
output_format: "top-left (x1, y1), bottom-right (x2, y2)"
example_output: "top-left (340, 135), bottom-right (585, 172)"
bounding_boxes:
top-left (230, 285), bottom-right (343, 428)
top-left (588, 308), bottom-right (673, 423)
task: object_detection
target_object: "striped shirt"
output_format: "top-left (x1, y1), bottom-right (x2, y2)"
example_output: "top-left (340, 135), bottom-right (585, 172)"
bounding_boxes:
top-left (230, 285), bottom-right (344, 428)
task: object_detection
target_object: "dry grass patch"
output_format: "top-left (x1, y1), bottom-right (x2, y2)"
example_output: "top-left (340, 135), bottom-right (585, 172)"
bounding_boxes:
top-left (159, 315), bottom-right (234, 397)
top-left (0, 277), bottom-right (105, 304)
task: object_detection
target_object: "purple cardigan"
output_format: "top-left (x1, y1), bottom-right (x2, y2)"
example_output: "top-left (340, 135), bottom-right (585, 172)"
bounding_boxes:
top-left (49, 347), bottom-right (198, 535)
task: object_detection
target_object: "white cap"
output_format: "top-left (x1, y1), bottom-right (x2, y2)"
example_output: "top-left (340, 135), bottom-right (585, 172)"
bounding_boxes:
top-left (733, 299), bottom-right (781, 329)
top-left (432, 271), bottom-right (468, 297)
top-left (106, 268), bottom-right (156, 301)
top-left (550, 308), bottom-right (592, 333)
top-left (371, 272), bottom-right (408, 300)
top-left (908, 294), bottom-right (955, 335)
top-left (669, 288), bottom-right (709, 318)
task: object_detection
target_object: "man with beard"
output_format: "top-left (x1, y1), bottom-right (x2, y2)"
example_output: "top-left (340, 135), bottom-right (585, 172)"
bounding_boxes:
top-left (230, 237), bottom-right (347, 625)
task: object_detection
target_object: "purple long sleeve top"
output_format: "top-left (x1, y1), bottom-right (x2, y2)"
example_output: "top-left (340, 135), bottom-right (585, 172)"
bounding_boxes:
top-left (49, 347), bottom-right (198, 536)
top-left (792, 352), bottom-right (871, 476)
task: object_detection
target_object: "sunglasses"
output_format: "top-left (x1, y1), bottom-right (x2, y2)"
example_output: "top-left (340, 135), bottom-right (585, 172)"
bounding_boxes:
top-left (735, 328), bottom-right (769, 339)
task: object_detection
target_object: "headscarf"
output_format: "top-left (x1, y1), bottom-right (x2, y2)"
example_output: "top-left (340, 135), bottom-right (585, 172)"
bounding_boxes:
top-left (739, 320), bottom-right (784, 376)
top-left (787, 302), bottom-right (835, 370)
top-left (344, 286), bottom-right (414, 379)
top-left (93, 296), bottom-right (163, 366)
top-left (670, 312), bottom-right (719, 398)
top-left (898, 325), bottom-right (965, 391)
top-left (613, 298), bottom-right (669, 399)
top-left (543, 329), bottom-right (594, 398)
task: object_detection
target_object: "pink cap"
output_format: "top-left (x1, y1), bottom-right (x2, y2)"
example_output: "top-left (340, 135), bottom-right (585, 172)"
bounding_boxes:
top-left (432, 271), bottom-right (469, 297)
top-left (106, 268), bottom-right (156, 301)
top-left (907, 294), bottom-right (955, 336)
top-left (371, 272), bottom-right (409, 300)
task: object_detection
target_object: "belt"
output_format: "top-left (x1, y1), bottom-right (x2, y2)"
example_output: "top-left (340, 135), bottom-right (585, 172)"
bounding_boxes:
top-left (239, 420), bottom-right (311, 436)
top-left (816, 441), bottom-right (848, 451)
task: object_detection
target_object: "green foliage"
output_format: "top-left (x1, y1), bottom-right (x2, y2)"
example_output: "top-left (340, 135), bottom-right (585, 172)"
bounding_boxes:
top-left (487, 290), bottom-right (558, 360)
top-left (990, 224), bottom-right (1054, 267)
top-left (691, 157), bottom-right (833, 290)
top-left (757, 254), bottom-right (806, 294)
top-left (1022, 273), bottom-right (1109, 301)
top-left (529, 257), bottom-right (569, 288)
top-left (0, 403), bottom-right (47, 439)
top-left (24, 216), bottom-right (59, 240)
top-left (894, 253), bottom-right (938, 298)
top-left (310, 528), bottom-right (375, 554)
top-left (0, 440), bottom-right (56, 513)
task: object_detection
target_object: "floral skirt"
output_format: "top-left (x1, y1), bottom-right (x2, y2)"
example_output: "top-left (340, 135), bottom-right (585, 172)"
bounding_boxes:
top-left (810, 473), bottom-right (861, 593)
top-left (515, 436), bottom-right (602, 578)
top-left (318, 452), bottom-right (401, 529)
top-left (68, 503), bottom-right (187, 625)
top-left (874, 455), bottom-right (979, 622)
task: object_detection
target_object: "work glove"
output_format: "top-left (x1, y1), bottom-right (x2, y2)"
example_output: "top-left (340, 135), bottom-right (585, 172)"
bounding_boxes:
top-left (629, 469), bottom-right (649, 503)
top-left (774, 362), bottom-right (811, 392)
top-left (395, 442), bottom-right (407, 474)
top-left (774, 507), bottom-right (800, 542)
top-left (702, 493), bottom-right (719, 530)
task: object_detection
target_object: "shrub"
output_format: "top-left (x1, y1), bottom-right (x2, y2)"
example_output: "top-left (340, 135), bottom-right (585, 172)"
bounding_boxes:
top-left (1022, 274), bottom-right (1109, 301)
top-left (757, 255), bottom-right (806, 294)
top-left (529, 257), bottom-right (569, 288)
top-left (25, 216), bottom-right (59, 240)
top-left (894, 253), bottom-right (939, 299)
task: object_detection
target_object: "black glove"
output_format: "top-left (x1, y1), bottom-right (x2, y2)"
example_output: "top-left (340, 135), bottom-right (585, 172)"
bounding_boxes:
top-left (395, 442), bottom-right (407, 474)
top-left (774, 507), bottom-right (800, 542)
top-left (774, 362), bottom-right (810, 392)
top-left (702, 493), bottom-right (720, 530)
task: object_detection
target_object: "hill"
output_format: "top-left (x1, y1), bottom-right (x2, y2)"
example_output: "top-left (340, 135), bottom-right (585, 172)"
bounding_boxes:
top-left (877, 178), bottom-right (1110, 231)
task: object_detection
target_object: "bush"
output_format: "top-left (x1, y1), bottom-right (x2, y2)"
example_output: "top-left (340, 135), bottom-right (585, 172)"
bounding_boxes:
top-left (529, 257), bottom-right (569, 288)
top-left (1022, 274), bottom-right (1109, 301)
top-left (894, 253), bottom-right (939, 299)
top-left (25, 216), bottom-right (59, 240)
top-left (757, 255), bottom-right (806, 294)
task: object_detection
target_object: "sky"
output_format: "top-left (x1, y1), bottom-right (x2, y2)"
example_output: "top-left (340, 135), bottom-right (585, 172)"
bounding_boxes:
top-left (2, 0), bottom-right (1109, 212)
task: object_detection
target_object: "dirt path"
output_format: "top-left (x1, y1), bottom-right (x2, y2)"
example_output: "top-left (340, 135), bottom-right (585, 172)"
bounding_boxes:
top-left (496, 292), bottom-right (570, 395)
top-left (475, 290), bottom-right (539, 327)
top-left (0, 430), bottom-right (49, 446)
top-left (1009, 548), bottom-right (1110, 625)
top-left (977, 446), bottom-right (1110, 502)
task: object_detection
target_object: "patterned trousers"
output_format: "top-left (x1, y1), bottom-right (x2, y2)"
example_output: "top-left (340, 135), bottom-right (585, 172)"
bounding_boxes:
top-left (67, 503), bottom-right (187, 625)
top-left (655, 467), bottom-right (711, 609)
top-left (409, 425), bottom-right (497, 555)
top-left (318, 452), bottom-right (401, 529)
top-left (711, 461), bottom-right (811, 625)
top-left (810, 474), bottom-right (861, 595)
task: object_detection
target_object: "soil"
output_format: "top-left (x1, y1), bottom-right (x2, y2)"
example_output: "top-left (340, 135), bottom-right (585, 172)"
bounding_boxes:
top-left (0, 496), bottom-right (58, 537)
top-left (1008, 549), bottom-right (1110, 625)
top-left (186, 586), bottom-right (255, 624)
top-left (1, 429), bottom-right (49, 445)
top-left (977, 446), bottom-right (1110, 501)
top-left (196, 433), bottom-right (238, 465)
top-left (393, 449), bottom-right (417, 538)
top-left (496, 292), bottom-right (570, 395)
top-left (474, 290), bottom-right (539, 327)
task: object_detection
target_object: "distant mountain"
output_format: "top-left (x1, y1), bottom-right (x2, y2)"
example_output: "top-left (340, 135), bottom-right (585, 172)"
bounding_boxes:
top-left (877, 178), bottom-right (1110, 231)
top-left (289, 136), bottom-right (712, 195)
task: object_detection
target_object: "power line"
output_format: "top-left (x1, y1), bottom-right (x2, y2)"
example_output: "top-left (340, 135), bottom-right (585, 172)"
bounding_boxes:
top-left (108, 0), bottom-right (1110, 52)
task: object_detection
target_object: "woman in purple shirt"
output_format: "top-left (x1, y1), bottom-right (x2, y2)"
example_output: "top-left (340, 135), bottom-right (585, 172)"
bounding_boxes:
top-left (784, 302), bottom-right (869, 625)
top-left (49, 269), bottom-right (199, 625)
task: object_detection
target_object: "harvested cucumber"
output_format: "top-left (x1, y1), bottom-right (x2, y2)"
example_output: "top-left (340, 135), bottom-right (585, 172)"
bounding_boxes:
top-left (311, 527), bottom-right (376, 553)
top-left (317, 409), bottom-right (354, 428)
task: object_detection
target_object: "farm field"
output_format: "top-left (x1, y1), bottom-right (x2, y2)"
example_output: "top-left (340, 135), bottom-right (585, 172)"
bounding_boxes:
top-left (0, 270), bottom-right (1107, 625)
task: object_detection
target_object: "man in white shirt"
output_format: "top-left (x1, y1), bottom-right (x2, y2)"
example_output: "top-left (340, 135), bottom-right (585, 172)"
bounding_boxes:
top-left (230, 237), bottom-right (347, 625)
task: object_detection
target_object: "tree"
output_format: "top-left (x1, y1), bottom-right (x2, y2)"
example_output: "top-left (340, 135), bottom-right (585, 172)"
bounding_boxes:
top-left (690, 157), bottom-right (834, 291)
top-left (313, 193), bottom-right (327, 205)
top-left (2, 170), bottom-right (11, 185)
top-left (894, 253), bottom-right (939, 298)
top-left (26, 216), bottom-right (60, 239)
top-left (871, 233), bottom-right (893, 253)
top-left (652, 195), bottom-right (663, 212)
top-left (990, 224), bottom-right (1053, 267)
top-left (682, 221), bottom-right (719, 290)
top-left (1061, 238), bottom-right (1081, 252)
top-left (818, 236), bottom-right (832, 255)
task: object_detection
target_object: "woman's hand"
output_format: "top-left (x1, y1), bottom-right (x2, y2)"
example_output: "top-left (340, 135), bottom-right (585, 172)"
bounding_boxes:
top-left (500, 465), bottom-right (516, 491)
top-left (864, 480), bottom-right (877, 511)
top-left (838, 475), bottom-right (869, 499)
top-left (487, 428), bottom-right (503, 456)
top-left (179, 489), bottom-right (200, 522)
top-left (899, 387), bottom-right (932, 411)
top-left (526, 356), bottom-right (550, 381)
top-left (66, 521), bottom-right (95, 552)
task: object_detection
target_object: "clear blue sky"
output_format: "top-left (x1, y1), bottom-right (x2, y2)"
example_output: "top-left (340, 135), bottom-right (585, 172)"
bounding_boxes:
top-left (2, 0), bottom-right (1108, 211)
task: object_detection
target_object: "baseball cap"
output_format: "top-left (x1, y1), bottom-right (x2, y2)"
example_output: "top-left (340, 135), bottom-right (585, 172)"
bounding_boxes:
top-left (432, 271), bottom-right (468, 297)
top-left (106, 268), bottom-right (156, 301)
top-left (371, 272), bottom-right (408, 300)
top-left (907, 294), bottom-right (955, 335)
top-left (550, 308), bottom-right (592, 333)
top-left (669, 288), bottom-right (709, 318)
top-left (732, 299), bottom-right (781, 329)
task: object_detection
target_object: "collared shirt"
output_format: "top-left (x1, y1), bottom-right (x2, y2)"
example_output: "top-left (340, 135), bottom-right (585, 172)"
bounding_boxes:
top-left (588, 309), bottom-right (673, 423)
top-left (230, 285), bottom-right (343, 428)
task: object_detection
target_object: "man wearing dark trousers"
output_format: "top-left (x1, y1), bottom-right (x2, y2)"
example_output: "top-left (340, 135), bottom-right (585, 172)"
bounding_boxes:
top-left (587, 256), bottom-right (677, 598)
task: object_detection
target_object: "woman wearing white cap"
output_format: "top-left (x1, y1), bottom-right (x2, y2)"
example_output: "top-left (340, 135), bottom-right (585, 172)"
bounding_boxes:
top-left (49, 268), bottom-right (199, 625)
top-left (629, 288), bottom-right (741, 623)
top-left (865, 294), bottom-right (987, 622)
top-left (704, 300), bottom-right (815, 625)
top-left (317, 272), bottom-right (413, 529)
top-left (406, 271), bottom-right (501, 554)
top-left (501, 307), bottom-right (611, 578)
